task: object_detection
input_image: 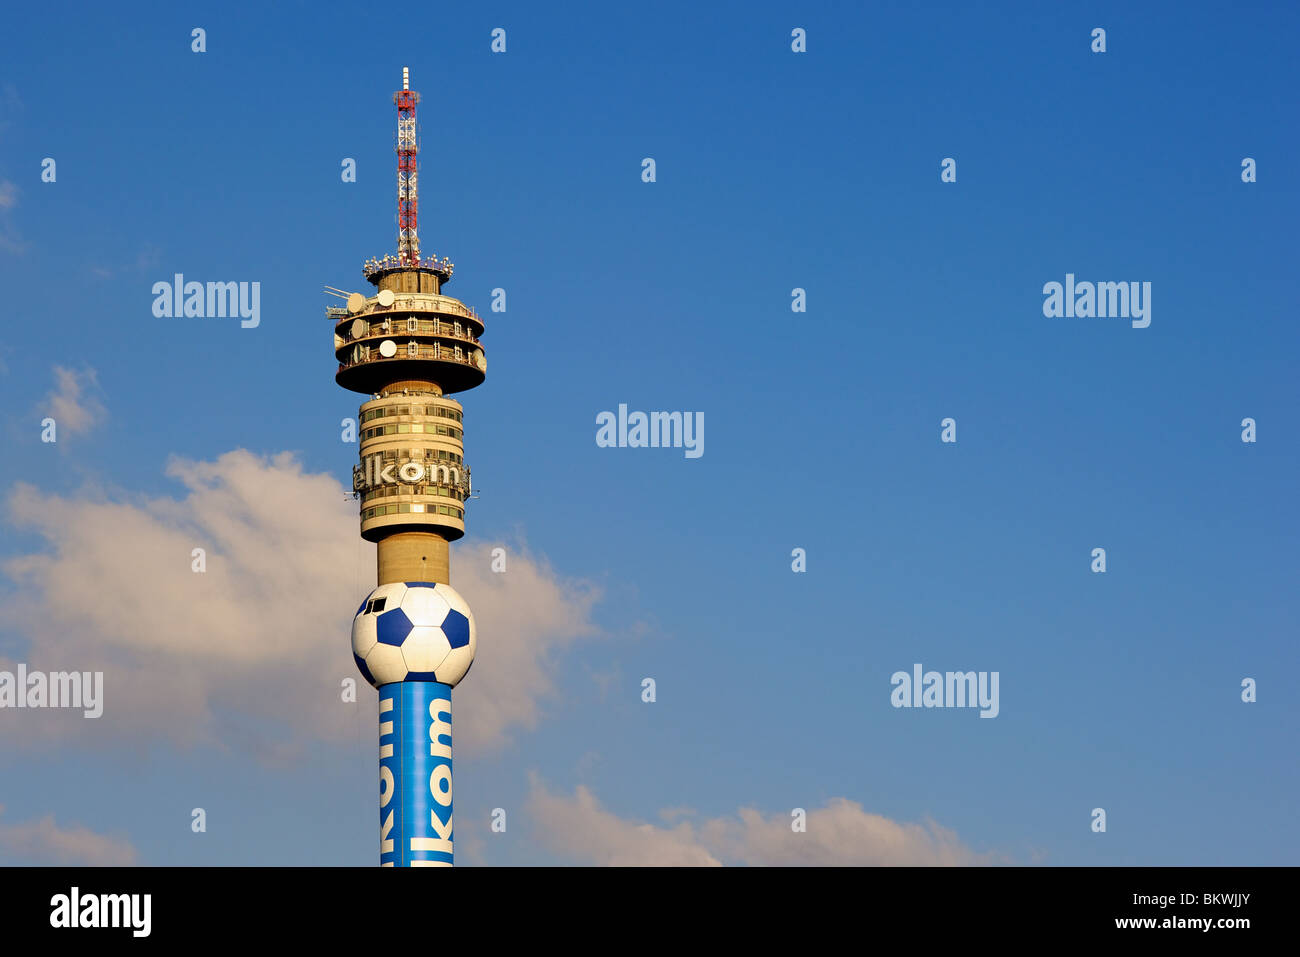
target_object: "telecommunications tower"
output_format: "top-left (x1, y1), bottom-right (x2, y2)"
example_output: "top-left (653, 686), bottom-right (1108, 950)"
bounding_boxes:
top-left (326, 67), bottom-right (487, 866)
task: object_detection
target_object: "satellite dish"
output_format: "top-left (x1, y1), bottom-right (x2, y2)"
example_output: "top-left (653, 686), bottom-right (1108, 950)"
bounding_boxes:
top-left (346, 292), bottom-right (365, 313)
top-left (473, 350), bottom-right (487, 371)
top-left (377, 289), bottom-right (396, 307)
top-left (351, 319), bottom-right (368, 340)
top-left (334, 333), bottom-right (344, 349)
top-left (378, 339), bottom-right (398, 358)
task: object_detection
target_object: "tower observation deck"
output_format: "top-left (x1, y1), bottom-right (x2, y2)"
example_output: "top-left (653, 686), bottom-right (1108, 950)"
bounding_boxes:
top-left (330, 66), bottom-right (486, 584)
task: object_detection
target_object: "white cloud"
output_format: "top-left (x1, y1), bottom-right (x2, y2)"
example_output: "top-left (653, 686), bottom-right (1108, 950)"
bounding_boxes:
top-left (43, 365), bottom-right (106, 436)
top-left (0, 449), bottom-right (601, 759)
top-left (701, 798), bottom-right (991, 866)
top-left (0, 806), bottom-right (137, 865)
top-left (454, 543), bottom-right (600, 751)
top-left (87, 243), bottom-right (162, 280)
top-left (527, 777), bottom-right (723, 866)
top-left (527, 780), bottom-right (994, 866)
top-left (0, 83), bottom-right (22, 134)
top-left (0, 179), bottom-right (20, 253)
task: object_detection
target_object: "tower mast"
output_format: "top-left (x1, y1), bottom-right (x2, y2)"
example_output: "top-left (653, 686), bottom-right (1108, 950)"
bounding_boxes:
top-left (396, 65), bottom-right (419, 266)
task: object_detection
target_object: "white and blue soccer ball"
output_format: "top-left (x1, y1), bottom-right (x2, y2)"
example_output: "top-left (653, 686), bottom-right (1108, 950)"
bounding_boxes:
top-left (351, 582), bottom-right (476, 688)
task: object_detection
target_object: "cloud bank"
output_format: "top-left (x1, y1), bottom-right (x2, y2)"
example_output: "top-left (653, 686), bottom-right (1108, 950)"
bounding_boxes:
top-left (527, 779), bottom-right (992, 866)
top-left (0, 807), bottom-right (137, 866)
top-left (0, 449), bottom-right (601, 759)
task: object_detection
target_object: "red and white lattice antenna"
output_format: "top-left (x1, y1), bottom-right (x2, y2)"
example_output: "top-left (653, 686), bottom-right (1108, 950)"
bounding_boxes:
top-left (395, 67), bottom-right (420, 265)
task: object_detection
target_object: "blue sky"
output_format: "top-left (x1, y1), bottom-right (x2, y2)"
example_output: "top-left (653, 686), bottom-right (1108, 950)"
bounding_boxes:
top-left (0, 0), bottom-right (1296, 865)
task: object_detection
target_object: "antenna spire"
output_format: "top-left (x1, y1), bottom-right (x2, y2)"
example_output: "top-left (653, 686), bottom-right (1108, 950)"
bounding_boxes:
top-left (395, 67), bottom-right (419, 265)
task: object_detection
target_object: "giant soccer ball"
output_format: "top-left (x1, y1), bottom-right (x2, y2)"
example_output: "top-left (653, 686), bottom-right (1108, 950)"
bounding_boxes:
top-left (351, 582), bottom-right (476, 688)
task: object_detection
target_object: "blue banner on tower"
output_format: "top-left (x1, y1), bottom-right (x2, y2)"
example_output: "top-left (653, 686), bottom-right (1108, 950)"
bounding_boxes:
top-left (378, 681), bottom-right (453, 866)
